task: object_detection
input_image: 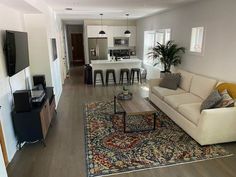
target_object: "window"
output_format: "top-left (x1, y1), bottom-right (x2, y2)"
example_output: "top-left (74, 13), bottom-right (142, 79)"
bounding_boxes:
top-left (143, 29), bottom-right (171, 66)
top-left (143, 31), bottom-right (156, 65)
top-left (190, 27), bottom-right (204, 53)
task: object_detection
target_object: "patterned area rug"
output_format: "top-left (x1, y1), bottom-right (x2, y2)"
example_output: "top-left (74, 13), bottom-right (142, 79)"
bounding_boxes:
top-left (84, 100), bottom-right (232, 177)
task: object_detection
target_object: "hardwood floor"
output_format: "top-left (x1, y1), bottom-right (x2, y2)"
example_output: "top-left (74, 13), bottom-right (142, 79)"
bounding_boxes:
top-left (7, 67), bottom-right (236, 177)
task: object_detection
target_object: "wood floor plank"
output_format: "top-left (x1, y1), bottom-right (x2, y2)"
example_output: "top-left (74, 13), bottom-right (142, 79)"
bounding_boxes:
top-left (7, 67), bottom-right (236, 177)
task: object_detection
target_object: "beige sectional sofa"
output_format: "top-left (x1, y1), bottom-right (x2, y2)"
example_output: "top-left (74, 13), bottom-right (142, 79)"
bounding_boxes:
top-left (149, 69), bottom-right (236, 145)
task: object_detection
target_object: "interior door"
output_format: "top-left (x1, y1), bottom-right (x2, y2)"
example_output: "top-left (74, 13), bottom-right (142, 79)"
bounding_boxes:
top-left (97, 38), bottom-right (108, 60)
top-left (71, 33), bottom-right (85, 66)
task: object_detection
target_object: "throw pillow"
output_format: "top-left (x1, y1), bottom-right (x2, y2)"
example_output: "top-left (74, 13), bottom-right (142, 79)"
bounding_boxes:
top-left (200, 90), bottom-right (222, 112)
top-left (215, 89), bottom-right (235, 108)
top-left (216, 83), bottom-right (236, 99)
top-left (159, 73), bottom-right (181, 90)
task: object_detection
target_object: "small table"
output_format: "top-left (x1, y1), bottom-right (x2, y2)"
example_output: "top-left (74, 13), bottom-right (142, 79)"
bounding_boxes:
top-left (114, 96), bottom-right (157, 133)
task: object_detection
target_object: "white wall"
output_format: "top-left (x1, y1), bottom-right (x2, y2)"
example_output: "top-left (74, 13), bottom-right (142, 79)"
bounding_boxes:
top-left (137, 0), bottom-right (236, 82)
top-left (0, 4), bottom-right (30, 163)
top-left (24, 8), bottom-right (63, 106)
top-left (0, 1), bottom-right (64, 168)
top-left (24, 14), bottom-right (53, 86)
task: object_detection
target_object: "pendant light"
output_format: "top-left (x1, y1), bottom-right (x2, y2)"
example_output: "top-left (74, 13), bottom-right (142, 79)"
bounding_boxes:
top-left (99, 13), bottom-right (106, 37)
top-left (124, 13), bottom-right (131, 37)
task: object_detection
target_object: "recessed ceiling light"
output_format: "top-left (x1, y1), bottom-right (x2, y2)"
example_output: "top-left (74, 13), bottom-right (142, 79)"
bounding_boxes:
top-left (65, 8), bottom-right (73, 11)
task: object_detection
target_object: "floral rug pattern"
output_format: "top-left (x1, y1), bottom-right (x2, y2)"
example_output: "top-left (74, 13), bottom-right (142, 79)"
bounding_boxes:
top-left (84, 100), bottom-right (231, 177)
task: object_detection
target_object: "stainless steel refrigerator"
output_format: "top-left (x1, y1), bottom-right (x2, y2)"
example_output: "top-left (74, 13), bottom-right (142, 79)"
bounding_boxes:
top-left (88, 38), bottom-right (108, 61)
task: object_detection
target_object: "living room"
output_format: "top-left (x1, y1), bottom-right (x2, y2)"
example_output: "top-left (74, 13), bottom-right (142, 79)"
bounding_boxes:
top-left (0, 0), bottom-right (236, 177)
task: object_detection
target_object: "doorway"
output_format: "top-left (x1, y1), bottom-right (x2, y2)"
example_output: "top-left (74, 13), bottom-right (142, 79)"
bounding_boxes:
top-left (0, 121), bottom-right (8, 166)
top-left (71, 33), bottom-right (85, 66)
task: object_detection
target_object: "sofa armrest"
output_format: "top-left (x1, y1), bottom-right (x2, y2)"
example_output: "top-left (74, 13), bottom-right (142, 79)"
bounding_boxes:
top-left (148, 78), bottom-right (162, 88)
top-left (197, 107), bottom-right (236, 144)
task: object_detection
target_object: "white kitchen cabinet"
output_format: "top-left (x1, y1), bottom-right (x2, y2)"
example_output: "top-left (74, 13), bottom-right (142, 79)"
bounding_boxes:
top-left (87, 25), bottom-right (136, 47)
top-left (112, 26), bottom-right (127, 37)
top-left (107, 26), bottom-right (114, 47)
top-left (87, 25), bottom-right (108, 38)
top-left (128, 26), bottom-right (136, 47)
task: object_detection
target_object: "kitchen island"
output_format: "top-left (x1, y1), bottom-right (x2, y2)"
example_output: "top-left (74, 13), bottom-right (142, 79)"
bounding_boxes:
top-left (91, 59), bottom-right (142, 84)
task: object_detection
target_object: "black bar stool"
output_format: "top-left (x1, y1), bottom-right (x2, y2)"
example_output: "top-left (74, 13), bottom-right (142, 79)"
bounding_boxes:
top-left (106, 69), bottom-right (116, 86)
top-left (93, 70), bottom-right (104, 87)
top-left (130, 68), bottom-right (140, 84)
top-left (119, 68), bottom-right (130, 85)
top-left (140, 68), bottom-right (147, 84)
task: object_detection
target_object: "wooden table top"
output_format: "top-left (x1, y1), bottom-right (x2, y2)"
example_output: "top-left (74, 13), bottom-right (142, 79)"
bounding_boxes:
top-left (117, 96), bottom-right (157, 115)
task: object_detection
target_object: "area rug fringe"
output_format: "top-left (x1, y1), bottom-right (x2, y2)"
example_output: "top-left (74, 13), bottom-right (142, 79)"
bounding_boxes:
top-left (96, 154), bottom-right (233, 177)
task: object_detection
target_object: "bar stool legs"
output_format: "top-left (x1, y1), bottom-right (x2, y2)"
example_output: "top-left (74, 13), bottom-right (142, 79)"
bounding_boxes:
top-left (119, 69), bottom-right (130, 85)
top-left (106, 69), bottom-right (116, 86)
top-left (94, 70), bottom-right (104, 87)
top-left (131, 68), bottom-right (140, 84)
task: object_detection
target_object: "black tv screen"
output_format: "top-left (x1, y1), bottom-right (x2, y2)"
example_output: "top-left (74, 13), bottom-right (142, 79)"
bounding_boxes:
top-left (5, 31), bottom-right (29, 77)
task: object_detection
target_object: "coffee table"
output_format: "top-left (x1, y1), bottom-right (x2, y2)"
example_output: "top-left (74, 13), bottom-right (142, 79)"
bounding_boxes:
top-left (114, 96), bottom-right (157, 133)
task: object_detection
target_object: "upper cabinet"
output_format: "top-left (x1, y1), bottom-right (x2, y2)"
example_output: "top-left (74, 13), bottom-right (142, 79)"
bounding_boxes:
top-left (128, 26), bottom-right (136, 47)
top-left (87, 25), bottom-right (108, 38)
top-left (87, 25), bottom-right (136, 47)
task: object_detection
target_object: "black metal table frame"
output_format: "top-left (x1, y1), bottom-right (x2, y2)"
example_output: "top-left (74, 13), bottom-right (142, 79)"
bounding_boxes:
top-left (114, 96), bottom-right (156, 133)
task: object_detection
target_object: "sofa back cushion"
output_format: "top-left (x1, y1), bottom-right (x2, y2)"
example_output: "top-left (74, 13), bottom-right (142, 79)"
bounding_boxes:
top-left (190, 75), bottom-right (217, 99)
top-left (176, 69), bottom-right (194, 92)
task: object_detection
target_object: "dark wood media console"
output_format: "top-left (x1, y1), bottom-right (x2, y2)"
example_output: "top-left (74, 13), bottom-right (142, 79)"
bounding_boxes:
top-left (12, 87), bottom-right (56, 148)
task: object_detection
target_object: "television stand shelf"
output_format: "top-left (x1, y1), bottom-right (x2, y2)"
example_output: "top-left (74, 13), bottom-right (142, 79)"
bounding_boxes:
top-left (12, 87), bottom-right (56, 149)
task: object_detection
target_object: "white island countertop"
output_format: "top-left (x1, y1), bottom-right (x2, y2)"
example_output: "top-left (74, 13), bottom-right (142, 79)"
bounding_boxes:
top-left (91, 58), bottom-right (142, 84)
top-left (91, 58), bottom-right (142, 65)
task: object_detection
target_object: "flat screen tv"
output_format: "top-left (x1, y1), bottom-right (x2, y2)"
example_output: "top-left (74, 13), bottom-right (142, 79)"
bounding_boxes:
top-left (4, 30), bottom-right (30, 77)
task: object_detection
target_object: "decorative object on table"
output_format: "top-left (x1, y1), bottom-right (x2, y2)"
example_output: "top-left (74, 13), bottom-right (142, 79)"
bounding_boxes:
top-left (148, 40), bottom-right (185, 76)
top-left (84, 100), bottom-right (232, 177)
top-left (159, 73), bottom-right (181, 90)
top-left (122, 85), bottom-right (129, 95)
top-left (117, 85), bottom-right (133, 100)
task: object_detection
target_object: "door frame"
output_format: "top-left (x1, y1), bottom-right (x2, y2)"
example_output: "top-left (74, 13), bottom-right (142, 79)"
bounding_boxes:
top-left (70, 32), bottom-right (85, 66)
top-left (0, 121), bottom-right (8, 166)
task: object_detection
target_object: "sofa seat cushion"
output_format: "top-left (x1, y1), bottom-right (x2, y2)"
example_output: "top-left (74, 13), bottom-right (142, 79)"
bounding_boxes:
top-left (164, 93), bottom-right (203, 109)
top-left (152, 86), bottom-right (186, 100)
top-left (178, 103), bottom-right (201, 125)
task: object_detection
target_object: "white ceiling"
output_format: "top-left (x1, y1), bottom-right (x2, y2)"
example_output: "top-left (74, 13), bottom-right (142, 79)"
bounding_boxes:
top-left (0, 0), bottom-right (201, 20)
top-left (0, 0), bottom-right (40, 13)
top-left (41, 0), bottom-right (200, 20)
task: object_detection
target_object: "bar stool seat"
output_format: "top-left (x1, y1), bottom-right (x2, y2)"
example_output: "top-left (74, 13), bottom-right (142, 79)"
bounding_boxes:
top-left (94, 70), bottom-right (104, 87)
top-left (130, 68), bottom-right (140, 84)
top-left (106, 69), bottom-right (116, 86)
top-left (119, 68), bottom-right (130, 85)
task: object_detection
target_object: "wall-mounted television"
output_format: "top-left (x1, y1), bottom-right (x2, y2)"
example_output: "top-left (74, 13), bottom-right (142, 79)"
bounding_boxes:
top-left (4, 31), bottom-right (30, 77)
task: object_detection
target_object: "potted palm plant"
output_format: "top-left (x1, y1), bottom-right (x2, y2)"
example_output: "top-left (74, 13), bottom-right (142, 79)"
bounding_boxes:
top-left (149, 40), bottom-right (185, 77)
